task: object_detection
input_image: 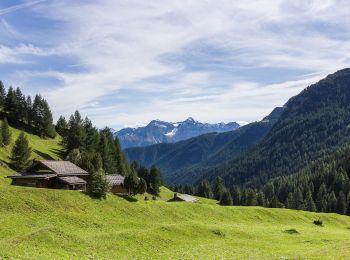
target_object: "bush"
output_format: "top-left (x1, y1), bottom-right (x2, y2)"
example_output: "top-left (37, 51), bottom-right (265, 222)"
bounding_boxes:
top-left (152, 196), bottom-right (157, 200)
top-left (211, 229), bottom-right (225, 237)
top-left (313, 219), bottom-right (323, 226)
top-left (144, 196), bottom-right (149, 201)
top-left (284, 229), bottom-right (299, 234)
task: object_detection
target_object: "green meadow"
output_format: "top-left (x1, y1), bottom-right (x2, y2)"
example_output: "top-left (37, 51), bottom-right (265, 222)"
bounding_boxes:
top-left (0, 125), bottom-right (350, 259)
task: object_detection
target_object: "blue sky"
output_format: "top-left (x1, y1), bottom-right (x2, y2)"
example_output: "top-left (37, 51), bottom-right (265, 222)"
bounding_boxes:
top-left (0, 0), bottom-right (349, 129)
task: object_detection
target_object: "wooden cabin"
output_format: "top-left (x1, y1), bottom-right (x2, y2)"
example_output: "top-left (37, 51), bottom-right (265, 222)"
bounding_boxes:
top-left (7, 160), bottom-right (88, 191)
top-left (168, 193), bottom-right (198, 203)
top-left (106, 174), bottom-right (127, 194)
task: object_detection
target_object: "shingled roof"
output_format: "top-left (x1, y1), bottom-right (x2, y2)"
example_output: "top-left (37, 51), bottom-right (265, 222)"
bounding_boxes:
top-left (31, 160), bottom-right (88, 176)
top-left (106, 174), bottom-right (125, 185)
top-left (58, 176), bottom-right (87, 185)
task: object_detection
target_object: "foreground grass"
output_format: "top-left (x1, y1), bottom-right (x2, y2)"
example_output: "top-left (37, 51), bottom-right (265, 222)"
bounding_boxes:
top-left (1, 171), bottom-right (350, 259)
top-left (0, 125), bottom-right (350, 259)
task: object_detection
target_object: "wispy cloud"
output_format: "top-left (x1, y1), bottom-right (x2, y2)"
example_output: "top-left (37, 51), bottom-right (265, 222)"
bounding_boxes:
top-left (0, 0), bottom-right (349, 128)
top-left (0, 0), bottom-right (47, 16)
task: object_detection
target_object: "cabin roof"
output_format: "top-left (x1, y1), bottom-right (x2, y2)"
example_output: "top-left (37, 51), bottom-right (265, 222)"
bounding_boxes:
top-left (106, 174), bottom-right (125, 185)
top-left (30, 160), bottom-right (88, 176)
top-left (58, 176), bottom-right (87, 185)
top-left (168, 193), bottom-right (198, 203)
top-left (7, 173), bottom-right (56, 179)
top-left (177, 194), bottom-right (198, 202)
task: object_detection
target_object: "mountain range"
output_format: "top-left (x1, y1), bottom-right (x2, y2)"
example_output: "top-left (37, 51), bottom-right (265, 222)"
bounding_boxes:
top-left (125, 107), bottom-right (284, 184)
top-left (125, 69), bottom-right (350, 187)
top-left (115, 117), bottom-right (240, 148)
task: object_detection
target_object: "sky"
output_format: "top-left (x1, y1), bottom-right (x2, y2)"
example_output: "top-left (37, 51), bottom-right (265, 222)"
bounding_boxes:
top-left (0, 0), bottom-right (349, 129)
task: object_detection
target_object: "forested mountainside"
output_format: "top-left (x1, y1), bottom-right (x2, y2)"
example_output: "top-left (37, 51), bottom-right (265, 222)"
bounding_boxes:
top-left (261, 143), bottom-right (350, 215)
top-left (115, 117), bottom-right (240, 148)
top-left (201, 68), bottom-right (350, 188)
top-left (125, 107), bottom-right (283, 184)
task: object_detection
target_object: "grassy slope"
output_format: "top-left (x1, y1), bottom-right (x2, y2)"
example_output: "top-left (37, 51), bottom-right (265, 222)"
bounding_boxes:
top-left (0, 125), bottom-right (350, 259)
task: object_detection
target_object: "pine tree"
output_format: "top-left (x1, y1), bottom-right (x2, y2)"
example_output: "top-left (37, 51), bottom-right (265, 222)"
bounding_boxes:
top-left (212, 176), bottom-right (225, 200)
top-left (124, 168), bottom-right (139, 196)
top-left (293, 188), bottom-right (304, 210)
top-left (316, 183), bottom-right (327, 212)
top-left (197, 179), bottom-right (213, 199)
top-left (10, 132), bottom-right (31, 171)
top-left (149, 165), bottom-right (162, 195)
top-left (88, 168), bottom-right (110, 199)
top-left (32, 95), bottom-right (56, 138)
top-left (220, 190), bottom-right (233, 206)
top-left (256, 192), bottom-right (266, 207)
top-left (304, 191), bottom-right (316, 212)
top-left (336, 191), bottom-right (347, 215)
top-left (1, 118), bottom-right (11, 146)
top-left (4, 86), bottom-right (17, 121)
top-left (246, 189), bottom-right (258, 206)
top-left (230, 186), bottom-right (241, 205)
top-left (56, 116), bottom-right (69, 136)
top-left (26, 96), bottom-right (33, 125)
top-left (0, 80), bottom-right (6, 107)
top-left (327, 191), bottom-right (337, 212)
top-left (138, 178), bottom-right (147, 194)
top-left (14, 87), bottom-right (27, 123)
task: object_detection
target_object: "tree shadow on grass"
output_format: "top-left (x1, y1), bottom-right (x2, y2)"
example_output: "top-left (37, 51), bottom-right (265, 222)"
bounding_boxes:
top-left (50, 148), bottom-right (65, 159)
top-left (117, 194), bottom-right (138, 202)
top-left (33, 149), bottom-right (55, 160)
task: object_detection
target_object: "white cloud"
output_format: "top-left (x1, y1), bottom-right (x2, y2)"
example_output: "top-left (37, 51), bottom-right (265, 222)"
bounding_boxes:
top-left (1, 0), bottom-right (350, 128)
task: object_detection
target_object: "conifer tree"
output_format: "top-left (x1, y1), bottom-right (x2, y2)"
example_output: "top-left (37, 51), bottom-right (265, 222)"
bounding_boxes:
top-left (138, 178), bottom-right (147, 194)
top-left (124, 168), bottom-right (139, 196)
top-left (317, 183), bottom-right (327, 212)
top-left (327, 191), bottom-right (337, 212)
top-left (88, 168), bottom-right (110, 199)
top-left (149, 165), bottom-right (162, 195)
top-left (336, 191), bottom-right (347, 215)
top-left (56, 116), bottom-right (69, 136)
top-left (304, 191), bottom-right (316, 212)
top-left (1, 118), bottom-right (11, 146)
top-left (256, 192), bottom-right (266, 207)
top-left (4, 86), bottom-right (17, 120)
top-left (212, 176), bottom-right (225, 200)
top-left (220, 190), bottom-right (233, 206)
top-left (197, 179), bottom-right (213, 199)
top-left (0, 80), bottom-right (6, 107)
top-left (246, 189), bottom-right (258, 206)
top-left (10, 132), bottom-right (31, 171)
top-left (230, 186), bottom-right (241, 205)
top-left (26, 96), bottom-right (33, 125)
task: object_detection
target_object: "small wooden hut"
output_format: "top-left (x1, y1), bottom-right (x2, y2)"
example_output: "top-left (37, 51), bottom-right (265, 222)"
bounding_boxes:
top-left (106, 174), bottom-right (127, 194)
top-left (7, 160), bottom-right (88, 191)
top-left (168, 193), bottom-right (198, 203)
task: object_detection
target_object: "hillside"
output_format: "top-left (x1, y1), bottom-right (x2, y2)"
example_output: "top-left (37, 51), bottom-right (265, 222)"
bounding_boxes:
top-left (125, 107), bottom-right (282, 184)
top-left (0, 121), bottom-right (62, 165)
top-left (0, 124), bottom-right (348, 258)
top-left (115, 117), bottom-right (240, 148)
top-left (1, 168), bottom-right (350, 259)
top-left (200, 69), bottom-right (350, 187)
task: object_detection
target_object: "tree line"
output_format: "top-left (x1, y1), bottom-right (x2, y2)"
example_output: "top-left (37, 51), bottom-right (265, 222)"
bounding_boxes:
top-left (0, 80), bottom-right (165, 199)
top-left (0, 81), bottom-right (56, 138)
top-left (173, 144), bottom-right (350, 215)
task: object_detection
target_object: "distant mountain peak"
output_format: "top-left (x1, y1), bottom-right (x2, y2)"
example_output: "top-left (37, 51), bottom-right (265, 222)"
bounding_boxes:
top-left (115, 118), bottom-right (241, 148)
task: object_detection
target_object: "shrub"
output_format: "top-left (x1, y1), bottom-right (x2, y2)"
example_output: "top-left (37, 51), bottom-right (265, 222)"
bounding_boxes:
top-left (313, 219), bottom-right (323, 226)
top-left (211, 229), bottom-right (225, 237)
top-left (284, 229), bottom-right (299, 234)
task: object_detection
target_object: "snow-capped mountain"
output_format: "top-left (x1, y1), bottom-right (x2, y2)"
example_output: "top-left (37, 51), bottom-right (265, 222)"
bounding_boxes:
top-left (115, 117), bottom-right (240, 148)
